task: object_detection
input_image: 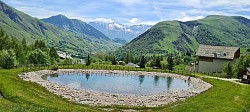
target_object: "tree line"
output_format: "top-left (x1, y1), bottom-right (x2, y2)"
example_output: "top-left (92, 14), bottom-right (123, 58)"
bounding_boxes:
top-left (223, 54), bottom-right (250, 78)
top-left (0, 30), bottom-right (59, 69)
top-left (90, 52), bottom-right (178, 70)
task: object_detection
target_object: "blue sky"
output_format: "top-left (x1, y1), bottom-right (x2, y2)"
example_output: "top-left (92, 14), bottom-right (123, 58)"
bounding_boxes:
top-left (2, 0), bottom-right (250, 25)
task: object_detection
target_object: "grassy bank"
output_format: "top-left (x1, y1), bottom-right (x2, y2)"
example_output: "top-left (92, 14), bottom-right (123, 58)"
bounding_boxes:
top-left (0, 68), bottom-right (99, 112)
top-left (0, 68), bottom-right (250, 111)
top-left (153, 78), bottom-right (250, 112)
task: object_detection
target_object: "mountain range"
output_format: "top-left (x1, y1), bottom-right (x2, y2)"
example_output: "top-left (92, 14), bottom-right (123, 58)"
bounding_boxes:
top-left (89, 21), bottom-right (152, 43)
top-left (1, 0), bottom-right (250, 58)
top-left (118, 15), bottom-right (250, 56)
top-left (0, 1), bottom-right (119, 57)
top-left (42, 15), bottom-right (110, 41)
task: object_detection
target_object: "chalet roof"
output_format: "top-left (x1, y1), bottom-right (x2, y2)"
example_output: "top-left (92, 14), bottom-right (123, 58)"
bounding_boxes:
top-left (196, 45), bottom-right (240, 60)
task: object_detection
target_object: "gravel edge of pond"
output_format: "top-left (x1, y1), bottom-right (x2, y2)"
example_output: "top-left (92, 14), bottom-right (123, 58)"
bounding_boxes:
top-left (19, 69), bottom-right (212, 107)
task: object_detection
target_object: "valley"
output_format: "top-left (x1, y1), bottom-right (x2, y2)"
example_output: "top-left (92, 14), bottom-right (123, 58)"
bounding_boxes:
top-left (1, 0), bottom-right (250, 112)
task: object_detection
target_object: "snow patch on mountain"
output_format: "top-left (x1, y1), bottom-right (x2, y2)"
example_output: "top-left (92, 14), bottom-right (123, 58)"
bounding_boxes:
top-left (89, 19), bottom-right (152, 42)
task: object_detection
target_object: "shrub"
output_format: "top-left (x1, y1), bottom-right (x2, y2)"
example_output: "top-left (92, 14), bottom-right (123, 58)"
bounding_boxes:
top-left (0, 50), bottom-right (16, 69)
top-left (50, 65), bottom-right (58, 71)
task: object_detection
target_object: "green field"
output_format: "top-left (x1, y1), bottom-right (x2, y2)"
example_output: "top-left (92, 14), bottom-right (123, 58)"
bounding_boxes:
top-left (0, 67), bottom-right (250, 112)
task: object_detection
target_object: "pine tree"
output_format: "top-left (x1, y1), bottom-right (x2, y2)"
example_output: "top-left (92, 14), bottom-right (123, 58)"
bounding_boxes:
top-left (150, 55), bottom-right (156, 67)
top-left (155, 56), bottom-right (161, 68)
top-left (22, 38), bottom-right (27, 51)
top-left (0, 35), bottom-right (10, 50)
top-left (17, 49), bottom-right (27, 65)
top-left (49, 47), bottom-right (59, 64)
top-left (167, 53), bottom-right (174, 70)
top-left (125, 52), bottom-right (130, 64)
top-left (86, 54), bottom-right (91, 66)
top-left (112, 56), bottom-right (116, 65)
top-left (34, 40), bottom-right (46, 50)
top-left (139, 55), bottom-right (146, 68)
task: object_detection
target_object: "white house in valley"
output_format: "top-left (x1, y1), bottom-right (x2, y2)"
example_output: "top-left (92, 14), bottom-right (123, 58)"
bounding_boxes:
top-left (57, 51), bottom-right (72, 59)
top-left (196, 45), bottom-right (240, 73)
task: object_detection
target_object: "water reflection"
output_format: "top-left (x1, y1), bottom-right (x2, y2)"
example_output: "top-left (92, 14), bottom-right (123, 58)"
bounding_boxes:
top-left (154, 76), bottom-right (159, 86)
top-left (85, 73), bottom-right (90, 81)
top-left (166, 77), bottom-right (173, 90)
top-left (46, 73), bottom-right (192, 95)
top-left (139, 75), bottom-right (145, 85)
top-left (49, 73), bottom-right (59, 78)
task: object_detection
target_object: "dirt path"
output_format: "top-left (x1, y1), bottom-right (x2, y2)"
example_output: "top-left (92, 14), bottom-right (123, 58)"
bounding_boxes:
top-left (200, 76), bottom-right (246, 85)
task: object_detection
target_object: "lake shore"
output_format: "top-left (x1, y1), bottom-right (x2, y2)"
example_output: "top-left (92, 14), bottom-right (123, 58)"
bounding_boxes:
top-left (19, 69), bottom-right (212, 107)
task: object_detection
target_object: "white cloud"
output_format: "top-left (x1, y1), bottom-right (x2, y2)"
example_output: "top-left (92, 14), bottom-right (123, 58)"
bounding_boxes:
top-left (138, 21), bottom-right (158, 25)
top-left (2, 0), bottom-right (250, 26)
top-left (177, 12), bottom-right (204, 22)
top-left (129, 18), bottom-right (139, 24)
top-left (178, 16), bottom-right (204, 22)
top-left (181, 0), bottom-right (201, 8)
top-left (16, 6), bottom-right (60, 19)
top-left (181, 0), bottom-right (250, 9)
top-left (95, 18), bottom-right (115, 23)
top-left (114, 0), bottom-right (146, 6)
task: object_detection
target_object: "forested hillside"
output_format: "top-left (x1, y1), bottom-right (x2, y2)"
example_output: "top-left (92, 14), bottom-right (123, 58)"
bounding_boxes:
top-left (0, 1), bottom-right (119, 57)
top-left (117, 15), bottom-right (250, 56)
top-left (42, 15), bottom-right (111, 41)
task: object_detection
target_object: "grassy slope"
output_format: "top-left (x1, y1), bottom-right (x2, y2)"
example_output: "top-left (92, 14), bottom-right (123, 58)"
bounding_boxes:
top-left (0, 68), bottom-right (99, 112)
top-left (118, 15), bottom-right (250, 56)
top-left (0, 1), bottom-right (119, 56)
top-left (0, 67), bottom-right (250, 111)
top-left (196, 15), bottom-right (250, 47)
top-left (154, 78), bottom-right (250, 112)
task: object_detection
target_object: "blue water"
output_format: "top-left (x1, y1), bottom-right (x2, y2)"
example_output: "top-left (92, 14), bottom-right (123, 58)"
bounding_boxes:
top-left (46, 73), bottom-right (192, 95)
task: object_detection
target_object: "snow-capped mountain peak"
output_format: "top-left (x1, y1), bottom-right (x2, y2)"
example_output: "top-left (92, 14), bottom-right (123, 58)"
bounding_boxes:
top-left (95, 18), bottom-right (114, 23)
top-left (89, 20), bottom-right (152, 41)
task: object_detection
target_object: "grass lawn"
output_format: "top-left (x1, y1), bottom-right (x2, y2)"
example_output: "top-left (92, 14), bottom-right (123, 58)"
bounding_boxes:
top-left (0, 68), bottom-right (250, 112)
top-left (175, 64), bottom-right (186, 69)
top-left (240, 48), bottom-right (249, 55)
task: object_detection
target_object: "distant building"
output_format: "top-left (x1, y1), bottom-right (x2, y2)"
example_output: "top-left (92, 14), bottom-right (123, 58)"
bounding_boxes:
top-left (196, 45), bottom-right (240, 73)
top-left (118, 61), bottom-right (125, 65)
top-left (127, 62), bottom-right (139, 67)
top-left (57, 51), bottom-right (73, 59)
top-left (242, 68), bottom-right (250, 84)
